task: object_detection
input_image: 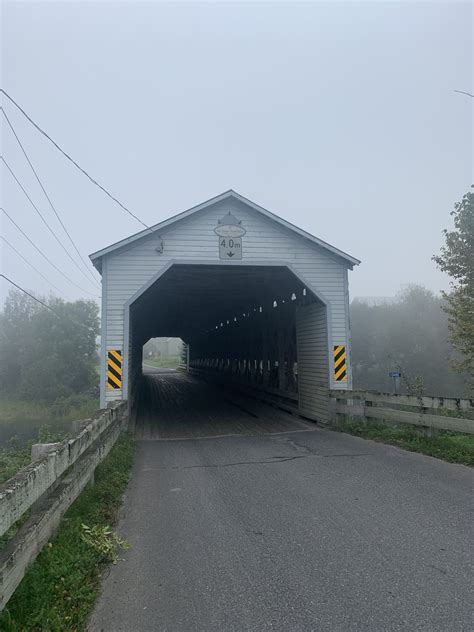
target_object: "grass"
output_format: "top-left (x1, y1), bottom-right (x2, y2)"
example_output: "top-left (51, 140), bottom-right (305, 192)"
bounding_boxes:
top-left (0, 394), bottom-right (99, 457)
top-left (143, 356), bottom-right (181, 369)
top-left (0, 395), bottom-right (99, 425)
top-left (334, 418), bottom-right (474, 466)
top-left (0, 427), bottom-right (69, 486)
top-left (0, 436), bottom-right (135, 632)
top-left (0, 442), bottom-right (32, 486)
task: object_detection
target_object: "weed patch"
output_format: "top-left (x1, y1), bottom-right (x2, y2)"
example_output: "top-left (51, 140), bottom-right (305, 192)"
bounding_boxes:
top-left (143, 356), bottom-right (181, 369)
top-left (0, 437), bottom-right (135, 631)
top-left (334, 419), bottom-right (474, 466)
top-left (0, 427), bottom-right (66, 485)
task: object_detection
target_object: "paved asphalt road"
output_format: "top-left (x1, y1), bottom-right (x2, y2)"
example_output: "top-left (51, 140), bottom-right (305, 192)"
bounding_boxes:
top-left (90, 376), bottom-right (472, 632)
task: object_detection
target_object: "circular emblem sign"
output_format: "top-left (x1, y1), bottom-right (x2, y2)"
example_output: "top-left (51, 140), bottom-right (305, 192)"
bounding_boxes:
top-left (214, 224), bottom-right (246, 238)
top-left (214, 212), bottom-right (246, 238)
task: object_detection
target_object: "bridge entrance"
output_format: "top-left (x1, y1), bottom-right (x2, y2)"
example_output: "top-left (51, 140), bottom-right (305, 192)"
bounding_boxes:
top-left (126, 262), bottom-right (329, 429)
top-left (90, 190), bottom-right (359, 426)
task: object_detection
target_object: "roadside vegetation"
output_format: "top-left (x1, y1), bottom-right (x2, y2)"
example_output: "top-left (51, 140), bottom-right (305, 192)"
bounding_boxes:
top-left (352, 190), bottom-right (473, 399)
top-left (0, 394), bottom-right (98, 424)
top-left (334, 419), bottom-right (474, 466)
top-left (0, 426), bottom-right (67, 485)
top-left (0, 437), bottom-right (135, 631)
top-left (351, 285), bottom-right (470, 397)
top-left (143, 355), bottom-right (181, 369)
top-left (0, 394), bottom-right (98, 451)
top-left (0, 290), bottom-right (100, 454)
top-left (0, 291), bottom-right (136, 627)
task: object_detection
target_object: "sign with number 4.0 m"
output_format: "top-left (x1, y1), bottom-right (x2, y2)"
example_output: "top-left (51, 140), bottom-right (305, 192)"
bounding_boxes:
top-left (219, 237), bottom-right (242, 260)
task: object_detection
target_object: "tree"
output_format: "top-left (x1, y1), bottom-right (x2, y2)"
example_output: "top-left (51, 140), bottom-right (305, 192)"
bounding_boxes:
top-left (350, 286), bottom-right (468, 397)
top-left (0, 290), bottom-right (100, 401)
top-left (433, 190), bottom-right (474, 386)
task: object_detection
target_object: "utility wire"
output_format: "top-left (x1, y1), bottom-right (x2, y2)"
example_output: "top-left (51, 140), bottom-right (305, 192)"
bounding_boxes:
top-left (1, 273), bottom-right (97, 333)
top-left (1, 207), bottom-right (100, 298)
top-left (1, 234), bottom-right (70, 299)
top-left (1, 155), bottom-right (100, 291)
top-left (1, 89), bottom-right (150, 229)
top-left (454, 90), bottom-right (474, 98)
top-left (0, 273), bottom-right (62, 316)
top-left (1, 106), bottom-right (101, 288)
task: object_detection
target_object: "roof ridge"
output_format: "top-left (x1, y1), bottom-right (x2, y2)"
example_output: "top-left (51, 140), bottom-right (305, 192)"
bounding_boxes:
top-left (89, 190), bottom-right (360, 270)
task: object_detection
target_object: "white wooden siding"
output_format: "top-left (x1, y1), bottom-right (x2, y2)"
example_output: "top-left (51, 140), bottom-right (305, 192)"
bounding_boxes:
top-left (296, 302), bottom-right (329, 422)
top-left (101, 197), bottom-right (350, 404)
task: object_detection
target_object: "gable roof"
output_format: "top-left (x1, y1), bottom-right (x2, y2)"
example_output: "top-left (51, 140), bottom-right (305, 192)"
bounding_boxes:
top-left (89, 189), bottom-right (361, 272)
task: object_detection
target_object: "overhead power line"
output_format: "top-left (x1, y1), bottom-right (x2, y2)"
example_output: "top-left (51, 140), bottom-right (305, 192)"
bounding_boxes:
top-left (0, 273), bottom-right (97, 333)
top-left (1, 234), bottom-right (70, 299)
top-left (1, 106), bottom-right (101, 288)
top-left (454, 90), bottom-right (474, 98)
top-left (1, 155), bottom-right (100, 291)
top-left (0, 88), bottom-right (150, 229)
top-left (1, 207), bottom-right (100, 298)
top-left (0, 273), bottom-right (62, 316)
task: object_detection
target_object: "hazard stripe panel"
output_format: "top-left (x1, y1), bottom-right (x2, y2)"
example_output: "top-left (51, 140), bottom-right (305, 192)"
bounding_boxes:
top-left (107, 350), bottom-right (122, 389)
top-left (333, 345), bottom-right (347, 382)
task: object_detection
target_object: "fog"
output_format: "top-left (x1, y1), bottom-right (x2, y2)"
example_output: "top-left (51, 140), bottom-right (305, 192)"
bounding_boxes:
top-left (1, 1), bottom-right (472, 303)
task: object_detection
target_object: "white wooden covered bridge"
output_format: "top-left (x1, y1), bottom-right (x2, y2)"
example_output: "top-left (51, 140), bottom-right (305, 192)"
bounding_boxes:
top-left (90, 190), bottom-right (360, 428)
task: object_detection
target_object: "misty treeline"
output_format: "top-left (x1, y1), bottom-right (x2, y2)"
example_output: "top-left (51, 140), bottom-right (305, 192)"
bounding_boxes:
top-left (0, 290), bottom-right (99, 402)
top-left (350, 286), bottom-right (469, 397)
top-left (353, 189), bottom-right (473, 398)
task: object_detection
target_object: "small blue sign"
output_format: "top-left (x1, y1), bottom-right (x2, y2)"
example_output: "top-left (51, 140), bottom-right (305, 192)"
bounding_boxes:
top-left (389, 371), bottom-right (401, 378)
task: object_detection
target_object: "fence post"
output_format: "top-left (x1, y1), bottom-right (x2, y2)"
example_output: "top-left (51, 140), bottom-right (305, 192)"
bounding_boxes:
top-left (335, 396), bottom-right (345, 425)
top-left (363, 397), bottom-right (372, 424)
top-left (30, 442), bottom-right (61, 462)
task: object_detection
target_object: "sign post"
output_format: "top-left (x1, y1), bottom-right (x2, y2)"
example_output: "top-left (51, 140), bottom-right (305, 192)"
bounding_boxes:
top-left (389, 371), bottom-right (401, 394)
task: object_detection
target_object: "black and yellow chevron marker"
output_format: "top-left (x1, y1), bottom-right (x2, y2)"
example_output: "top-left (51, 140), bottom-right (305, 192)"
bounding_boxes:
top-left (333, 345), bottom-right (347, 382)
top-left (107, 350), bottom-right (122, 389)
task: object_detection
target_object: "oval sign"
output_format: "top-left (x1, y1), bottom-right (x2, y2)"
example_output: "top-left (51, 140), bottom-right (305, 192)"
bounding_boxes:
top-left (214, 224), bottom-right (246, 238)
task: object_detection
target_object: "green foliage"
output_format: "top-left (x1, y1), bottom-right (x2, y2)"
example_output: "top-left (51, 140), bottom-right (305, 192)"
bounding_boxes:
top-left (144, 355), bottom-right (181, 369)
top-left (335, 419), bottom-right (474, 466)
top-left (0, 398), bottom-right (57, 424)
top-left (433, 190), bottom-right (474, 383)
top-left (0, 289), bottom-right (100, 402)
top-left (0, 437), bottom-right (135, 631)
top-left (0, 440), bottom-right (31, 486)
top-left (0, 395), bottom-right (98, 426)
top-left (351, 285), bottom-right (469, 397)
top-left (49, 394), bottom-right (99, 420)
top-left (0, 426), bottom-right (67, 485)
top-left (80, 523), bottom-right (130, 564)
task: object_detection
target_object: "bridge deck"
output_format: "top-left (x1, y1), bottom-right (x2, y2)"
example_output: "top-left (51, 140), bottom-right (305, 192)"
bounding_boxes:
top-left (134, 369), bottom-right (314, 439)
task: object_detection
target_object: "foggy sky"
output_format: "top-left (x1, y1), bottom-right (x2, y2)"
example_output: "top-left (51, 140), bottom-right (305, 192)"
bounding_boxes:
top-left (1, 1), bottom-right (472, 305)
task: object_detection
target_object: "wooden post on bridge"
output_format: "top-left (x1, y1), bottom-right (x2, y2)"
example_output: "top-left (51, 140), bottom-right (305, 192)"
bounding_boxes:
top-left (277, 326), bottom-right (285, 391)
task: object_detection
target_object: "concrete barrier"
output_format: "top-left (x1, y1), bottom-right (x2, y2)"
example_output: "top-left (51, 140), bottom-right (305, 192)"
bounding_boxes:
top-left (0, 401), bottom-right (128, 611)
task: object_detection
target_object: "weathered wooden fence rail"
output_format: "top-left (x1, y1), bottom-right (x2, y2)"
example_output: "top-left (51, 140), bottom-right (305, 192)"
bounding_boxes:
top-left (0, 401), bottom-right (128, 611)
top-left (330, 390), bottom-right (474, 434)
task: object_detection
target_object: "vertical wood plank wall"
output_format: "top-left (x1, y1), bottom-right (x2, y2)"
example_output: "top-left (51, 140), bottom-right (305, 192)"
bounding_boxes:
top-left (296, 302), bottom-right (329, 422)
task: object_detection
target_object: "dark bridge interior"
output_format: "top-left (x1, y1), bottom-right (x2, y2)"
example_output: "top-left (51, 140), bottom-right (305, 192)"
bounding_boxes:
top-left (128, 263), bottom-right (323, 436)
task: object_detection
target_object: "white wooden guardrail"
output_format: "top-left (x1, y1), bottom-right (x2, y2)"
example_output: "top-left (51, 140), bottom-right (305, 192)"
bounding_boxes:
top-left (329, 390), bottom-right (474, 434)
top-left (0, 401), bottom-right (128, 611)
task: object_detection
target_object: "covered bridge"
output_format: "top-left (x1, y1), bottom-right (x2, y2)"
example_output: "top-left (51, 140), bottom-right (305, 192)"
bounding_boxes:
top-left (90, 190), bottom-right (360, 426)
